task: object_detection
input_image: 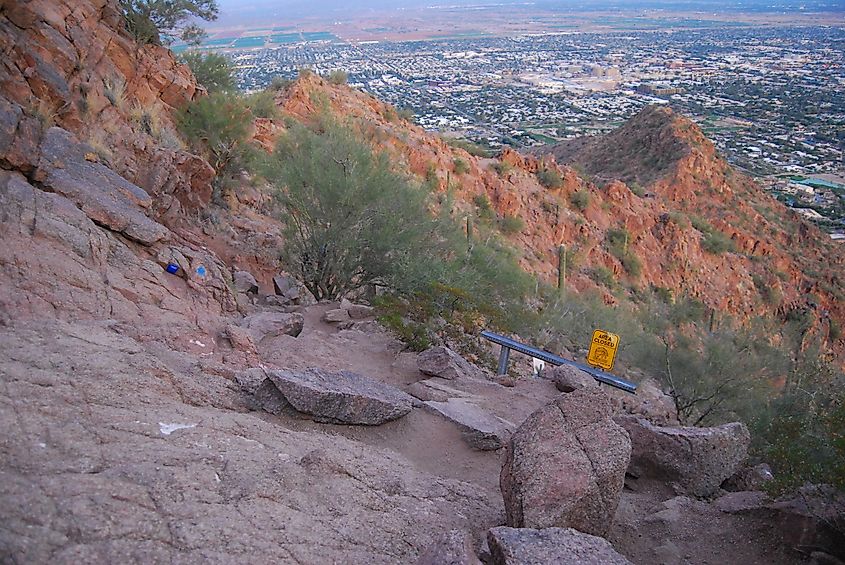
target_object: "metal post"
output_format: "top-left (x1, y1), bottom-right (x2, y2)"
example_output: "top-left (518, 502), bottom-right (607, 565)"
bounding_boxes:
top-left (497, 346), bottom-right (511, 375)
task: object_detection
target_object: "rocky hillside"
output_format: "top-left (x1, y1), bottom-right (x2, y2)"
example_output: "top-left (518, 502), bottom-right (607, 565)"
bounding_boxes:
top-left (266, 75), bottom-right (843, 358)
top-left (1, 0), bottom-right (844, 562)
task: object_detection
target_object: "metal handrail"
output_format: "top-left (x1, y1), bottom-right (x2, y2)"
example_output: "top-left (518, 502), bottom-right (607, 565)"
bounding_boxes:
top-left (480, 330), bottom-right (637, 394)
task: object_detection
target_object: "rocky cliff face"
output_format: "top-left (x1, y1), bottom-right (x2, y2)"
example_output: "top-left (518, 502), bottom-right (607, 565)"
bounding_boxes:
top-left (1, 0), bottom-right (214, 225)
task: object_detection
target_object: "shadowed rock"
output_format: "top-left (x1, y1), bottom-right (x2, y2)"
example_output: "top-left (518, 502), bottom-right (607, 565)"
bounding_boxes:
top-left (418, 346), bottom-right (483, 380)
top-left (616, 415), bottom-right (750, 497)
top-left (424, 398), bottom-right (514, 451)
top-left (239, 311), bottom-right (304, 343)
top-left (263, 367), bottom-right (416, 425)
top-left (486, 527), bottom-right (632, 565)
top-left (500, 389), bottom-right (631, 536)
top-left (416, 530), bottom-right (482, 565)
top-left (233, 270), bottom-right (259, 294)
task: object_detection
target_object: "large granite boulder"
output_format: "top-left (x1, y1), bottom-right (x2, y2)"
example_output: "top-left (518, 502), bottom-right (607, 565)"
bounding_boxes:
top-left (616, 415), bottom-right (750, 497)
top-left (416, 530), bottom-right (482, 565)
top-left (261, 368), bottom-right (416, 425)
top-left (239, 311), bottom-right (304, 343)
top-left (418, 346), bottom-right (483, 380)
top-left (486, 527), bottom-right (632, 565)
top-left (500, 389), bottom-right (631, 536)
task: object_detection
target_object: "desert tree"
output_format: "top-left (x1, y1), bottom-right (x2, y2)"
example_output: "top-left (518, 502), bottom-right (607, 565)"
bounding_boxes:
top-left (119, 0), bottom-right (218, 46)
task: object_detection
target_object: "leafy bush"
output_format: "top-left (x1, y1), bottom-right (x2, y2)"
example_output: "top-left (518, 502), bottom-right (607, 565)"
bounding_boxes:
top-left (537, 168), bottom-right (563, 189)
top-left (473, 193), bottom-right (495, 220)
top-left (701, 231), bottom-right (736, 254)
top-left (588, 266), bottom-right (616, 289)
top-left (491, 161), bottom-right (512, 177)
top-left (264, 118), bottom-right (452, 300)
top-left (397, 108), bottom-right (415, 122)
top-left (177, 92), bottom-right (255, 188)
top-left (666, 211), bottom-right (688, 227)
top-left (629, 182), bottom-right (645, 197)
top-left (180, 52), bottom-right (235, 93)
top-left (269, 75), bottom-right (292, 91)
top-left (499, 215), bottom-right (525, 235)
top-left (620, 253), bottom-right (642, 277)
top-left (605, 227), bottom-right (641, 276)
top-left (327, 69), bottom-right (348, 85)
top-left (754, 355), bottom-right (845, 494)
top-left (245, 89), bottom-right (277, 119)
top-left (570, 190), bottom-right (590, 212)
top-left (119, 0), bottom-right (218, 46)
top-left (447, 138), bottom-right (493, 158)
top-left (606, 227), bottom-right (630, 254)
top-left (690, 214), bottom-right (713, 234)
top-left (453, 158), bottom-right (470, 175)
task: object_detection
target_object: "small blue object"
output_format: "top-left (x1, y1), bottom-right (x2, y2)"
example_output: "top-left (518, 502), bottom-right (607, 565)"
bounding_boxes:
top-left (196, 265), bottom-right (207, 277)
top-left (166, 263), bottom-right (179, 275)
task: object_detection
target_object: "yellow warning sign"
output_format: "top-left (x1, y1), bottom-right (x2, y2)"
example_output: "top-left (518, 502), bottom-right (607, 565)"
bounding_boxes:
top-left (587, 329), bottom-right (620, 371)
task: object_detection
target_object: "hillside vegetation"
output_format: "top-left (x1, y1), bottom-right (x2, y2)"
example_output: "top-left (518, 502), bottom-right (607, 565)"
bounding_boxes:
top-left (167, 56), bottom-right (845, 492)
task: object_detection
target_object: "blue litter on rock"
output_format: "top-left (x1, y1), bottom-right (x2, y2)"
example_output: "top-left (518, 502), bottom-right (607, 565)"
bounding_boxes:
top-left (196, 265), bottom-right (207, 277)
top-left (166, 263), bottom-right (179, 274)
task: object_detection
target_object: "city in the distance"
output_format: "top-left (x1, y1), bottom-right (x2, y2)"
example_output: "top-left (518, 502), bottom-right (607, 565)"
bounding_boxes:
top-left (186, 0), bottom-right (845, 236)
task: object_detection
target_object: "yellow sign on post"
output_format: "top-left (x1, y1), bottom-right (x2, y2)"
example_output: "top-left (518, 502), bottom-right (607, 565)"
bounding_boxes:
top-left (587, 329), bottom-right (620, 371)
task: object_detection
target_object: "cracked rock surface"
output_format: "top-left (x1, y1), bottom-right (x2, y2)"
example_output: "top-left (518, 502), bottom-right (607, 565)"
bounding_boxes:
top-left (500, 389), bottom-right (631, 537)
top-left (0, 321), bottom-right (498, 563)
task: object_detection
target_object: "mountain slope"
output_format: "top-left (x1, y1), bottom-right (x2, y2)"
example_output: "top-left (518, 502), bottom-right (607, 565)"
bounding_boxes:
top-left (267, 77), bottom-right (843, 356)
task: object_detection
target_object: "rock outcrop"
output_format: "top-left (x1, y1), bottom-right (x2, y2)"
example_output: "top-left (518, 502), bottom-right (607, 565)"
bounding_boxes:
top-left (418, 346), bottom-right (483, 380)
top-left (551, 365), bottom-right (597, 393)
top-left (238, 311), bottom-right (304, 343)
top-left (0, 0), bottom-right (215, 224)
top-left (0, 320), bottom-right (498, 563)
top-left (486, 527), bottom-right (632, 565)
top-left (617, 415), bottom-right (750, 497)
top-left (500, 389), bottom-right (631, 536)
top-left (260, 367), bottom-right (417, 425)
top-left (416, 530), bottom-right (483, 565)
top-left (35, 127), bottom-right (169, 245)
top-left (423, 398), bottom-right (514, 451)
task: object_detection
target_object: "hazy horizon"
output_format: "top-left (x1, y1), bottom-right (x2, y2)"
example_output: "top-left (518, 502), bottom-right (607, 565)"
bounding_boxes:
top-left (214, 0), bottom-right (845, 26)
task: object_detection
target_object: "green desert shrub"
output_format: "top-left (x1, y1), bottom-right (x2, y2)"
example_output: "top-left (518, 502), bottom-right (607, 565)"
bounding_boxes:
top-left (264, 118), bottom-right (453, 300)
top-left (177, 92), bottom-right (255, 188)
top-left (701, 231), bottom-right (736, 254)
top-left (537, 168), bottom-right (563, 189)
top-left (119, 0), bottom-right (218, 46)
top-left (453, 158), bottom-right (470, 175)
top-left (570, 190), bottom-right (590, 212)
top-left (180, 52), bottom-right (235, 93)
top-left (327, 69), bottom-right (348, 85)
top-left (245, 89), bottom-right (277, 119)
top-left (499, 215), bottom-right (525, 235)
top-left (492, 161), bottom-right (512, 177)
top-left (473, 193), bottom-right (495, 220)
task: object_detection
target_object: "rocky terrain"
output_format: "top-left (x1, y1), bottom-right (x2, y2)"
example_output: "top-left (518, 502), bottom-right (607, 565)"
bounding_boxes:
top-left (1, 0), bottom-right (844, 563)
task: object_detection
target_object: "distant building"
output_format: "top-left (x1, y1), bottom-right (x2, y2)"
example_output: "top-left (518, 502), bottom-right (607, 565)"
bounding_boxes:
top-left (636, 84), bottom-right (684, 96)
